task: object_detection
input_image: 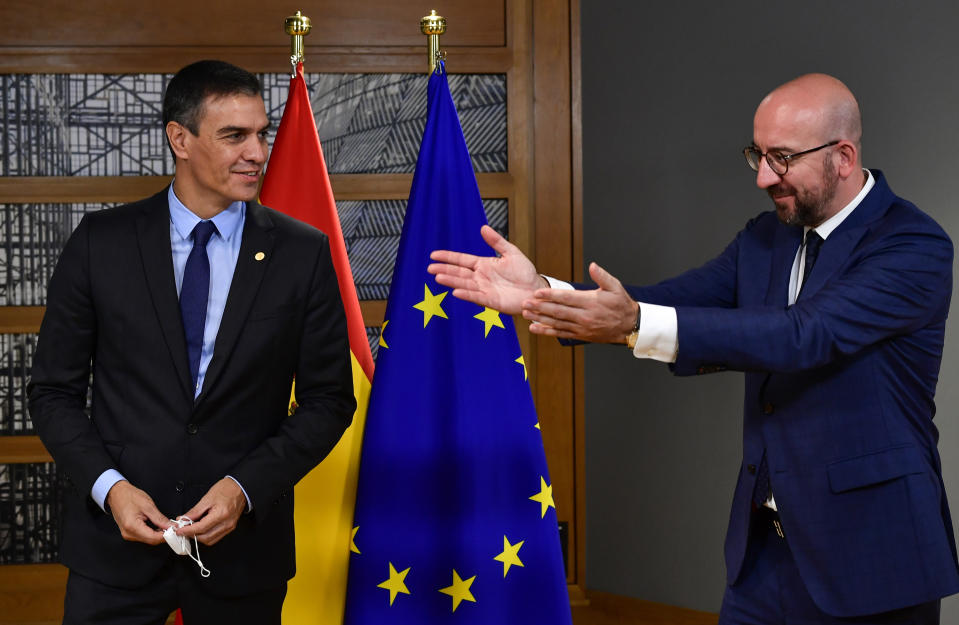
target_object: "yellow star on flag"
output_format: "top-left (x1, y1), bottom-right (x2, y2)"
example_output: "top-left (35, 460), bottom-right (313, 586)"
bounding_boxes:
top-left (379, 320), bottom-right (389, 349)
top-left (377, 562), bottom-right (411, 606)
top-left (474, 307), bottom-right (505, 337)
top-left (515, 355), bottom-right (527, 380)
top-left (413, 284), bottom-right (449, 328)
top-left (438, 569), bottom-right (476, 612)
top-left (350, 526), bottom-right (360, 554)
top-left (493, 535), bottom-right (525, 577)
top-left (529, 476), bottom-right (555, 518)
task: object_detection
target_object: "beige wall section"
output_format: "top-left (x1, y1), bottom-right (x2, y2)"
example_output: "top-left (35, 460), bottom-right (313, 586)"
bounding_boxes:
top-left (0, 0), bottom-right (585, 620)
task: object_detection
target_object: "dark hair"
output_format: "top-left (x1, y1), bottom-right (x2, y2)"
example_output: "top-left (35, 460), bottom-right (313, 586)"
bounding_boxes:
top-left (162, 60), bottom-right (261, 140)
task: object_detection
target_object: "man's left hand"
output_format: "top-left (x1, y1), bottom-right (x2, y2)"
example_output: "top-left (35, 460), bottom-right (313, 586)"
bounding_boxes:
top-left (522, 262), bottom-right (638, 344)
top-left (175, 477), bottom-right (247, 546)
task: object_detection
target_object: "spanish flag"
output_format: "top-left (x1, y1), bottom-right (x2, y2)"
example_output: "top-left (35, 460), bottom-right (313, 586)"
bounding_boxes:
top-left (260, 62), bottom-right (373, 625)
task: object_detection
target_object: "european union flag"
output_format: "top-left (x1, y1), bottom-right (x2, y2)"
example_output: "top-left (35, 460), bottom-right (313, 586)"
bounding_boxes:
top-left (344, 63), bottom-right (572, 624)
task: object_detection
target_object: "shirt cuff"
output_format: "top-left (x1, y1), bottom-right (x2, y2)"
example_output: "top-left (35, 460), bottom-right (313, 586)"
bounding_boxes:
top-left (91, 469), bottom-right (126, 512)
top-left (542, 275), bottom-right (574, 290)
top-left (632, 302), bottom-right (679, 362)
top-left (227, 475), bottom-right (253, 512)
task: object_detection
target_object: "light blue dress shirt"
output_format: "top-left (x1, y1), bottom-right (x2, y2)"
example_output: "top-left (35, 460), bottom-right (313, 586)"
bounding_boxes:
top-left (91, 186), bottom-right (249, 512)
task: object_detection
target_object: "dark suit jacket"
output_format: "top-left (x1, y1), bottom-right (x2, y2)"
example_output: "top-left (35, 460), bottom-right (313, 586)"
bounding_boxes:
top-left (625, 171), bottom-right (959, 616)
top-left (28, 188), bottom-right (356, 596)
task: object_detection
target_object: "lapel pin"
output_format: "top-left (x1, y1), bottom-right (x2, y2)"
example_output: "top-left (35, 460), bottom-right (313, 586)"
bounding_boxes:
top-left (255, 252), bottom-right (266, 261)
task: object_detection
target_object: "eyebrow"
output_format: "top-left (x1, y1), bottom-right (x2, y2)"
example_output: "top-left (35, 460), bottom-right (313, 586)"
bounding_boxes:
top-left (216, 123), bottom-right (272, 136)
top-left (750, 143), bottom-right (795, 154)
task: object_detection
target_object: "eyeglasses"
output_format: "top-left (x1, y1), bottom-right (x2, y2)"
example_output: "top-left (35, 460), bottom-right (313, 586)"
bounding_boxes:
top-left (743, 140), bottom-right (840, 175)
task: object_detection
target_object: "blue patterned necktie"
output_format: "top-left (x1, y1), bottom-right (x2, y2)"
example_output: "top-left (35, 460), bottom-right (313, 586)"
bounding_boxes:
top-left (180, 220), bottom-right (217, 394)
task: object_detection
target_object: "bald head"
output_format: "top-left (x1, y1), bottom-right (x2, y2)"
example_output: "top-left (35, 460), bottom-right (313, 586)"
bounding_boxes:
top-left (752, 74), bottom-right (867, 227)
top-left (756, 73), bottom-right (862, 160)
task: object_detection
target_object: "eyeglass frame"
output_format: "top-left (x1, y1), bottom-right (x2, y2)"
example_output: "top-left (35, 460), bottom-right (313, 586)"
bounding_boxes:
top-left (743, 140), bottom-right (840, 175)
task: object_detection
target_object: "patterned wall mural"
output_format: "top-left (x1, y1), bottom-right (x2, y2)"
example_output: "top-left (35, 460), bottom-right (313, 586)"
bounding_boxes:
top-left (0, 71), bottom-right (508, 564)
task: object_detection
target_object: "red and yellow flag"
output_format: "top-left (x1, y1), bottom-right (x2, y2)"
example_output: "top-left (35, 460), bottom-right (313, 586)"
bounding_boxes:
top-left (259, 62), bottom-right (373, 625)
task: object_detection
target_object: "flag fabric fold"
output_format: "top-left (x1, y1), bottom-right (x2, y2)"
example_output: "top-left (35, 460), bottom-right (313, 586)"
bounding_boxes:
top-left (259, 62), bottom-right (373, 625)
top-left (344, 62), bottom-right (572, 625)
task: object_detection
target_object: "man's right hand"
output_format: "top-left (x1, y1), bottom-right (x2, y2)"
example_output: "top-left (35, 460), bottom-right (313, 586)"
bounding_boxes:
top-left (105, 480), bottom-right (168, 545)
top-left (428, 225), bottom-right (547, 315)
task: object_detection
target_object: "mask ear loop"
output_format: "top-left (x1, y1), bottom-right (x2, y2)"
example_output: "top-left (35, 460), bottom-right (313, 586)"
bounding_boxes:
top-left (177, 516), bottom-right (211, 577)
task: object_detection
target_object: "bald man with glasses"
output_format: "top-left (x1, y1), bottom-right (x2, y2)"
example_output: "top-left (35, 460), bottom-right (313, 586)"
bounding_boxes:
top-left (429, 73), bottom-right (959, 624)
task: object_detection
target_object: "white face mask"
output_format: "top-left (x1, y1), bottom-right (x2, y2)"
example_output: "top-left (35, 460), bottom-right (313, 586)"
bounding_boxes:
top-left (163, 516), bottom-right (211, 577)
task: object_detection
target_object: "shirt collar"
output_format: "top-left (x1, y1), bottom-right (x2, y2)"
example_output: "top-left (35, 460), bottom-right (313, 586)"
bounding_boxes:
top-left (168, 183), bottom-right (245, 242)
top-left (806, 168), bottom-right (874, 241)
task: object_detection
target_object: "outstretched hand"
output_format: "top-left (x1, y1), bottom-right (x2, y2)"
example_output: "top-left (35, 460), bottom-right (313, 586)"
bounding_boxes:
top-left (175, 477), bottom-right (247, 546)
top-left (522, 262), bottom-right (638, 344)
top-left (105, 480), bottom-right (168, 545)
top-left (428, 225), bottom-right (546, 315)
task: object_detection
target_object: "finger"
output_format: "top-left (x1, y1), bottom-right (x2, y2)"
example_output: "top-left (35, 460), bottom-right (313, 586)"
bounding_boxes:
top-left (427, 262), bottom-right (475, 279)
top-left (449, 288), bottom-right (493, 308)
top-left (523, 300), bottom-right (578, 324)
top-left (123, 517), bottom-right (166, 544)
top-left (176, 510), bottom-right (221, 538)
top-left (143, 503), bottom-right (172, 531)
top-left (174, 504), bottom-right (211, 535)
top-left (522, 310), bottom-right (582, 334)
top-left (588, 262), bottom-right (624, 292)
top-left (430, 267), bottom-right (477, 291)
top-left (528, 321), bottom-right (574, 338)
top-left (528, 289), bottom-right (593, 309)
top-left (428, 249), bottom-right (481, 268)
top-left (479, 225), bottom-right (515, 257)
top-left (196, 524), bottom-right (232, 546)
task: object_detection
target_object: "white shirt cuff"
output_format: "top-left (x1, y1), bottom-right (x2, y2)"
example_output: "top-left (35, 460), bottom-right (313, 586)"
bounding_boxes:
top-left (542, 275), bottom-right (574, 290)
top-left (632, 302), bottom-right (679, 363)
top-left (91, 469), bottom-right (125, 512)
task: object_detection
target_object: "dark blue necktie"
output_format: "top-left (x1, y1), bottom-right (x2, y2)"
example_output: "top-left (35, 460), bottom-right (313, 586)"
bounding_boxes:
top-left (753, 451), bottom-right (770, 507)
top-left (180, 220), bottom-right (217, 394)
top-left (801, 229), bottom-right (824, 289)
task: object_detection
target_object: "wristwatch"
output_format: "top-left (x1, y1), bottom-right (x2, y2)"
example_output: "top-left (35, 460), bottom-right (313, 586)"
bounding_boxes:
top-left (626, 302), bottom-right (641, 350)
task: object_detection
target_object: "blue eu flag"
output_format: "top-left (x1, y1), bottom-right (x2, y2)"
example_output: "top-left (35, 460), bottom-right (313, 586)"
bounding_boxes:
top-left (343, 63), bottom-right (572, 624)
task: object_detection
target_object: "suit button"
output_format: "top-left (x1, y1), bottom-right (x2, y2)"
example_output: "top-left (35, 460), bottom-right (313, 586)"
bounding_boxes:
top-left (747, 464), bottom-right (756, 475)
top-left (763, 403), bottom-right (774, 415)
top-left (186, 423), bottom-right (198, 435)
top-left (175, 481), bottom-right (184, 492)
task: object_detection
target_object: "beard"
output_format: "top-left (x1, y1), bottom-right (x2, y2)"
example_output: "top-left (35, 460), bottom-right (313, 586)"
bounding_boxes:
top-left (769, 158), bottom-right (840, 227)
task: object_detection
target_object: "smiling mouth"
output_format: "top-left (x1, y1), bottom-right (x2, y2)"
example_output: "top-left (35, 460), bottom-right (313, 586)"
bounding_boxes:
top-left (233, 170), bottom-right (261, 180)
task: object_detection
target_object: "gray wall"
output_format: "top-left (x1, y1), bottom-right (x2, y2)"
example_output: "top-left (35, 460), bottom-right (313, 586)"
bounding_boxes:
top-left (580, 0), bottom-right (959, 616)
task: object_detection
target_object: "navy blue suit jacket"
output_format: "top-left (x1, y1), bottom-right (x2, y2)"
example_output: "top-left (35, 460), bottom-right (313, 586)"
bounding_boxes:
top-left (626, 171), bottom-right (959, 616)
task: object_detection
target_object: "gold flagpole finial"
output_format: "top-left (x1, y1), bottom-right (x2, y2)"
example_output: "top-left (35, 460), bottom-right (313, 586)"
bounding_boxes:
top-left (285, 11), bottom-right (312, 76)
top-left (420, 10), bottom-right (447, 74)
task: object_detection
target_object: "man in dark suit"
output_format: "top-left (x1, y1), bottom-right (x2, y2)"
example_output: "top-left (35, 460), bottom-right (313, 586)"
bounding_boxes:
top-left (28, 60), bottom-right (355, 624)
top-left (429, 73), bottom-right (959, 623)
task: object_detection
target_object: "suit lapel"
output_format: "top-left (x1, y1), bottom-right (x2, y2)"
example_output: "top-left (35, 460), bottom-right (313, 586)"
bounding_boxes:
top-left (197, 202), bottom-right (275, 404)
top-left (765, 225), bottom-right (802, 307)
top-left (799, 170), bottom-right (889, 300)
top-left (798, 225), bottom-right (870, 300)
top-left (136, 189), bottom-right (193, 400)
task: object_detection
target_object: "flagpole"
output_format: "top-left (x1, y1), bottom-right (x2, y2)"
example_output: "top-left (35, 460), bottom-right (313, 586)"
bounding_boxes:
top-left (420, 9), bottom-right (447, 74)
top-left (285, 10), bottom-right (312, 77)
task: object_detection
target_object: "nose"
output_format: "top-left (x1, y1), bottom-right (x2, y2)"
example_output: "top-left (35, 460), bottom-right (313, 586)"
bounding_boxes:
top-left (755, 157), bottom-right (782, 190)
top-left (244, 135), bottom-right (268, 165)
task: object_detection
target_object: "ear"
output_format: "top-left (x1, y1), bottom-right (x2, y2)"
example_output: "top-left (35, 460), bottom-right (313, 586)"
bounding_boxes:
top-left (834, 141), bottom-right (858, 179)
top-left (166, 121), bottom-right (191, 162)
